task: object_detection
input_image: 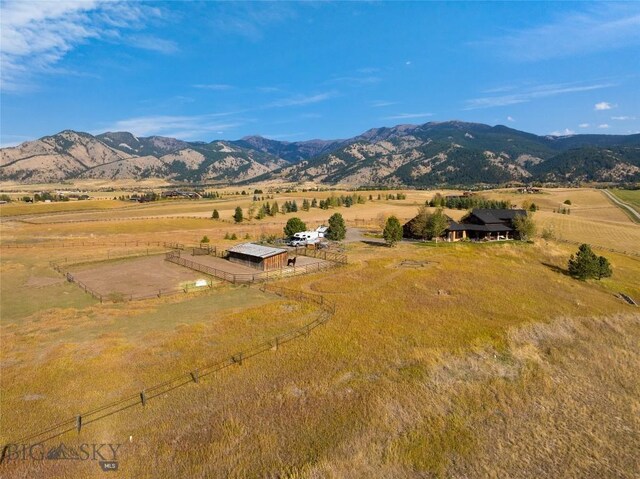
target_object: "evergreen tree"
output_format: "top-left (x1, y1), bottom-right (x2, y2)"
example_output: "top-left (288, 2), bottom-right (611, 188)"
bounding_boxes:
top-left (284, 217), bottom-right (307, 237)
top-left (597, 256), bottom-right (613, 279)
top-left (568, 244), bottom-right (601, 280)
top-left (302, 199), bottom-right (310, 211)
top-left (383, 216), bottom-right (403, 247)
top-left (326, 213), bottom-right (346, 241)
top-left (211, 209), bottom-right (219, 219)
top-left (291, 200), bottom-right (298, 212)
top-left (233, 207), bottom-right (243, 223)
top-left (271, 201), bottom-right (279, 216)
top-left (311, 198), bottom-right (318, 208)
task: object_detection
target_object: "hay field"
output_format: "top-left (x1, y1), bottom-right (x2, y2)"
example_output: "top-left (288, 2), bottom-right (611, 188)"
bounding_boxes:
top-left (1, 187), bottom-right (639, 478)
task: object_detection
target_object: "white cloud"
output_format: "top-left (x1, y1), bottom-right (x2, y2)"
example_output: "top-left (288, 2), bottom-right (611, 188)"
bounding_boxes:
top-left (507, 116), bottom-right (515, 122)
top-left (193, 84), bottom-right (234, 91)
top-left (465, 81), bottom-right (614, 110)
top-left (370, 100), bottom-right (398, 108)
top-left (210, 3), bottom-right (297, 41)
top-left (382, 113), bottom-right (433, 120)
top-left (0, 1), bottom-right (167, 92)
top-left (101, 113), bottom-right (243, 139)
top-left (611, 115), bottom-right (636, 120)
top-left (594, 101), bottom-right (614, 110)
top-left (405, 61), bottom-right (412, 65)
top-left (550, 128), bottom-right (575, 136)
top-left (598, 124), bottom-right (610, 129)
top-left (579, 123), bottom-right (590, 128)
top-left (475, 4), bottom-right (640, 61)
top-left (268, 91), bottom-right (336, 108)
top-left (130, 35), bottom-right (178, 54)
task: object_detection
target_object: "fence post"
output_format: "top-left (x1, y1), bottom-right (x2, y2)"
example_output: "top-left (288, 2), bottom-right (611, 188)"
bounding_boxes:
top-left (233, 353), bottom-right (243, 365)
top-left (140, 390), bottom-right (146, 406)
top-left (190, 370), bottom-right (199, 383)
top-left (76, 415), bottom-right (82, 433)
top-left (273, 337), bottom-right (279, 351)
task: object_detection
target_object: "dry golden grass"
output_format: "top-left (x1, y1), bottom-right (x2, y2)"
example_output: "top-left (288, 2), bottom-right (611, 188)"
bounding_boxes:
top-left (1, 187), bottom-right (639, 478)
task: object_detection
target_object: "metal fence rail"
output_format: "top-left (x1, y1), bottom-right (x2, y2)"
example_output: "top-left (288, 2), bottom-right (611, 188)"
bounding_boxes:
top-left (2, 286), bottom-right (336, 451)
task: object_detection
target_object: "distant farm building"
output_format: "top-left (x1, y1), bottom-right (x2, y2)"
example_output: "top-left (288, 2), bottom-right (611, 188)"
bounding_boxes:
top-left (162, 190), bottom-right (202, 199)
top-left (227, 243), bottom-right (288, 271)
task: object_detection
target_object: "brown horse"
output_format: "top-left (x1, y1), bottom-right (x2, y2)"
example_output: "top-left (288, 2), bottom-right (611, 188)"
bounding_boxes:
top-left (287, 257), bottom-right (297, 267)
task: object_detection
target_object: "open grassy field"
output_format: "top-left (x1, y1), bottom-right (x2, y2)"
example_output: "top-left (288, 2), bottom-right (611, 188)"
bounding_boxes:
top-left (610, 188), bottom-right (640, 211)
top-left (1, 187), bottom-right (639, 478)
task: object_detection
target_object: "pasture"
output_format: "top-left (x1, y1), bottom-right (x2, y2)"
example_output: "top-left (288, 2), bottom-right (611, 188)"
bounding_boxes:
top-left (1, 186), bottom-right (639, 478)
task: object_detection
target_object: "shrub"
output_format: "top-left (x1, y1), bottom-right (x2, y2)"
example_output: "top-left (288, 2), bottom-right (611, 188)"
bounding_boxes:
top-left (200, 235), bottom-right (210, 244)
top-left (564, 199), bottom-right (572, 205)
top-left (211, 209), bottom-right (220, 219)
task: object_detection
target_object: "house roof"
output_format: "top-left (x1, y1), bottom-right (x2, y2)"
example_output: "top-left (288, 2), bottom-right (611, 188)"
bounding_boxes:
top-left (448, 222), bottom-right (513, 232)
top-left (227, 243), bottom-right (287, 259)
top-left (471, 209), bottom-right (526, 224)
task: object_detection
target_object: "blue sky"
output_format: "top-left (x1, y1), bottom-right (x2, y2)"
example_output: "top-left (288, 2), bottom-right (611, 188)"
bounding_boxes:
top-left (1, 1), bottom-right (639, 147)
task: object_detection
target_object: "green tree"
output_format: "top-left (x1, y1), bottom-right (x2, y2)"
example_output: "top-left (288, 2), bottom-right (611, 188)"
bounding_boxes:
top-left (200, 235), bottom-right (210, 244)
top-left (326, 213), bottom-right (346, 241)
top-left (211, 209), bottom-right (220, 219)
top-left (428, 207), bottom-right (449, 242)
top-left (410, 205), bottom-right (431, 240)
top-left (383, 216), bottom-right (403, 247)
top-left (284, 217), bottom-right (307, 237)
top-left (513, 212), bottom-right (536, 241)
top-left (233, 207), bottom-right (243, 223)
top-left (568, 244), bottom-right (604, 280)
top-left (271, 201), bottom-right (279, 216)
top-left (597, 256), bottom-right (613, 279)
top-left (302, 198), bottom-right (310, 211)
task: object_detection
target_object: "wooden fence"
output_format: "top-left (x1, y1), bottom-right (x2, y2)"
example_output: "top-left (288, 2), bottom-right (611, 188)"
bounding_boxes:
top-left (2, 241), bottom-right (184, 250)
top-left (165, 250), bottom-right (342, 284)
top-left (50, 259), bottom-right (211, 303)
top-left (3, 285), bottom-right (336, 449)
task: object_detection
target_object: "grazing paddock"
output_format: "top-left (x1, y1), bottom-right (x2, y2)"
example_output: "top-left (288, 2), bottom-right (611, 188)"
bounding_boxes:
top-left (67, 255), bottom-right (209, 299)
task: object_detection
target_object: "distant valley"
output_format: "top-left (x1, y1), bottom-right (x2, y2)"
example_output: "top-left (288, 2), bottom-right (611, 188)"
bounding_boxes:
top-left (1, 121), bottom-right (639, 186)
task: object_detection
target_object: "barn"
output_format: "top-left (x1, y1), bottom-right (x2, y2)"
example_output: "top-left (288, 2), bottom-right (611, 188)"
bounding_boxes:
top-left (227, 243), bottom-right (288, 271)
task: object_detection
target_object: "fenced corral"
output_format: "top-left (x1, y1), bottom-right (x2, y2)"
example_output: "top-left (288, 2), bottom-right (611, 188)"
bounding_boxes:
top-left (165, 249), bottom-right (341, 284)
top-left (51, 255), bottom-right (213, 303)
top-left (291, 246), bottom-right (348, 264)
top-left (3, 285), bottom-right (336, 449)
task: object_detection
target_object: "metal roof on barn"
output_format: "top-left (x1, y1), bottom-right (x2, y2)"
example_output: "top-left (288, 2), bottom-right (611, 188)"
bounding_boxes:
top-left (227, 243), bottom-right (287, 259)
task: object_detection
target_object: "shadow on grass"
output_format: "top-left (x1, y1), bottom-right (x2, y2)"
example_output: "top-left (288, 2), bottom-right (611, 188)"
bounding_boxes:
top-left (541, 262), bottom-right (570, 276)
top-left (361, 240), bottom-right (388, 247)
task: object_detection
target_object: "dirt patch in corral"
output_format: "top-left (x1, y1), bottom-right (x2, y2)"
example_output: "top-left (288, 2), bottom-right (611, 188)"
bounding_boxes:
top-left (68, 255), bottom-right (206, 297)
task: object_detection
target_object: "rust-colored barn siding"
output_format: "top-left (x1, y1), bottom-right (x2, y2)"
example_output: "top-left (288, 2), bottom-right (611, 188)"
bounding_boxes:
top-left (227, 250), bottom-right (288, 271)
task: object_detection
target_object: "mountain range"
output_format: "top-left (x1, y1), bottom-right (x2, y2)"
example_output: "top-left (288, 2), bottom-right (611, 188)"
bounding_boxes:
top-left (2, 121), bottom-right (639, 186)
